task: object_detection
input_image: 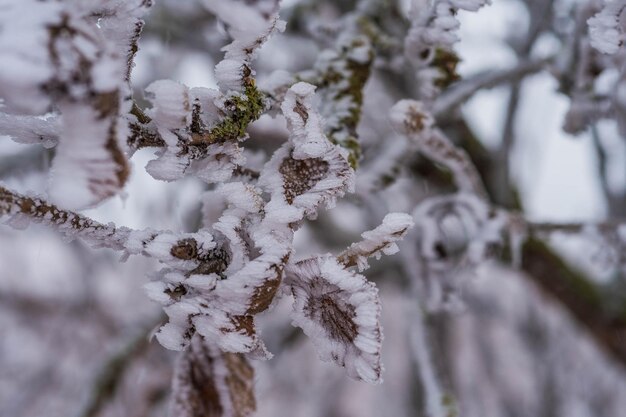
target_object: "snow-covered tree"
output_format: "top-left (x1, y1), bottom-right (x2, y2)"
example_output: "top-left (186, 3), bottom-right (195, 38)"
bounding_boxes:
top-left (2, 1), bottom-right (626, 416)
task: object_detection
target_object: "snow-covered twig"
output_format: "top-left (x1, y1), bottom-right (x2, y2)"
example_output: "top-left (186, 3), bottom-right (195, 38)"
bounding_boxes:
top-left (0, 185), bottom-right (128, 249)
top-left (306, 36), bottom-right (374, 168)
top-left (0, 185), bottom-right (225, 269)
top-left (338, 212), bottom-right (414, 271)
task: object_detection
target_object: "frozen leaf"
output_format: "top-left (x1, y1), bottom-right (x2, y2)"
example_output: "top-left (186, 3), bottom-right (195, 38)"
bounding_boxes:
top-left (279, 156), bottom-right (330, 204)
top-left (193, 143), bottom-right (246, 184)
top-left (259, 82), bottom-right (355, 222)
top-left (261, 144), bottom-right (354, 222)
top-left (287, 255), bottom-right (383, 383)
top-left (146, 80), bottom-right (192, 133)
top-left (0, 1), bottom-right (137, 208)
top-left (142, 82), bottom-right (246, 183)
top-left (171, 337), bottom-right (256, 417)
top-left (87, 0), bottom-right (153, 80)
top-left (281, 82), bottom-right (331, 159)
top-left (145, 218), bottom-right (290, 356)
top-left (192, 311), bottom-right (267, 355)
top-left (0, 0), bottom-right (64, 114)
top-left (414, 193), bottom-right (497, 264)
top-left (218, 183), bottom-right (264, 214)
top-left (49, 101), bottom-right (130, 209)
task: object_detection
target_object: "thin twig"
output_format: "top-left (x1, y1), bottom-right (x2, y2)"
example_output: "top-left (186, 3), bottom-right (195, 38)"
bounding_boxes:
top-left (526, 220), bottom-right (626, 235)
top-left (433, 57), bottom-right (550, 118)
top-left (590, 125), bottom-right (626, 216)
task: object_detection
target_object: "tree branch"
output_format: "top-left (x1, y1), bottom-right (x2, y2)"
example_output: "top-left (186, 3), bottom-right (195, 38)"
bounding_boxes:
top-left (449, 118), bottom-right (626, 369)
top-left (521, 239), bottom-right (626, 367)
top-left (433, 57), bottom-right (550, 118)
top-left (0, 185), bottom-right (128, 249)
top-left (526, 220), bottom-right (626, 235)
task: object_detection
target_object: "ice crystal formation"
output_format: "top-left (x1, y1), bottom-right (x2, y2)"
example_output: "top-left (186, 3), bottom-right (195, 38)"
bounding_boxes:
top-left (3, 0), bottom-right (626, 416)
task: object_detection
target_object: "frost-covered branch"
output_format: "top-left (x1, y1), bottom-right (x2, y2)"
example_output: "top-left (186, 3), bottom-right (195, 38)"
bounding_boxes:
top-left (510, 215), bottom-right (626, 273)
top-left (130, 0), bottom-right (284, 184)
top-left (303, 36), bottom-right (374, 168)
top-left (525, 219), bottom-right (626, 237)
top-left (521, 238), bottom-right (626, 368)
top-left (5, 0), bottom-right (626, 415)
top-left (0, 185), bottom-right (127, 249)
top-left (263, 20), bottom-right (375, 168)
top-left (0, 185), bottom-right (225, 269)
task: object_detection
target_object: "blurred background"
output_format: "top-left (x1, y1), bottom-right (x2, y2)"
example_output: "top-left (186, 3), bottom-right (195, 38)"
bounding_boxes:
top-left (2, 0), bottom-right (626, 416)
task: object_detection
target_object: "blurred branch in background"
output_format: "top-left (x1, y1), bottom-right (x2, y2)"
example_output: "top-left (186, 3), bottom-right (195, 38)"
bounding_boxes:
top-left (76, 315), bottom-right (164, 417)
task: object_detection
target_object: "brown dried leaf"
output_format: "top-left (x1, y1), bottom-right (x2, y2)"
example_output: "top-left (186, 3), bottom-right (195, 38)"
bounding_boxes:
top-left (171, 339), bottom-right (224, 417)
top-left (229, 315), bottom-right (256, 338)
top-left (304, 277), bottom-right (358, 344)
top-left (223, 353), bottom-right (256, 417)
top-left (171, 338), bottom-right (256, 417)
top-left (246, 274), bottom-right (282, 315)
top-left (279, 155), bottom-right (329, 204)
